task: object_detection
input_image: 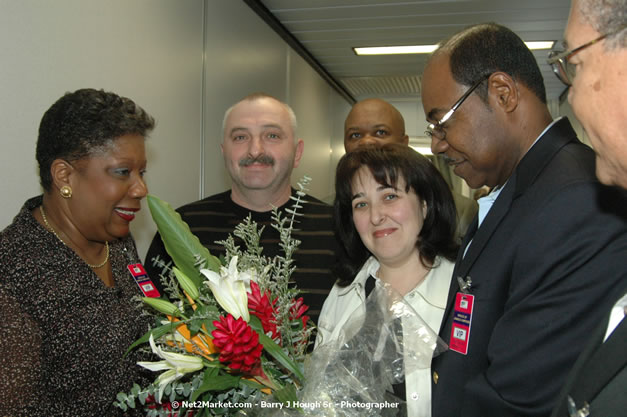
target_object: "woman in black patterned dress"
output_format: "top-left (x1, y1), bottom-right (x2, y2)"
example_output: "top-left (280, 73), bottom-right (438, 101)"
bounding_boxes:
top-left (0, 89), bottom-right (155, 416)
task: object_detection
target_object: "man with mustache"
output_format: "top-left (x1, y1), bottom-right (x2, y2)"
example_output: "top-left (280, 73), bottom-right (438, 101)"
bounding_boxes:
top-left (145, 93), bottom-right (338, 324)
top-left (420, 23), bottom-right (627, 416)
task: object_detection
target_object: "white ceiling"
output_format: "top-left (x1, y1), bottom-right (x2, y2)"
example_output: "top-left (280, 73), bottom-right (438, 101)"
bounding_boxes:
top-left (256, 0), bottom-right (571, 102)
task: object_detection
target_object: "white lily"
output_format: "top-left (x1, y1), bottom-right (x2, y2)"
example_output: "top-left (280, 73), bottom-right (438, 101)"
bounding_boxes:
top-left (200, 256), bottom-right (251, 321)
top-left (137, 334), bottom-right (204, 402)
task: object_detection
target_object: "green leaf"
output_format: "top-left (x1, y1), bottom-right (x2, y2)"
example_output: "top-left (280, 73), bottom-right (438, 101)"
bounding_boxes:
top-left (124, 321), bottom-right (180, 356)
top-left (238, 378), bottom-right (267, 391)
top-left (202, 318), bottom-right (217, 333)
top-left (139, 390), bottom-right (149, 405)
top-left (273, 383), bottom-right (298, 405)
top-left (191, 368), bottom-right (241, 401)
top-left (248, 316), bottom-right (305, 383)
top-left (147, 194), bottom-right (222, 286)
top-left (188, 319), bottom-right (202, 336)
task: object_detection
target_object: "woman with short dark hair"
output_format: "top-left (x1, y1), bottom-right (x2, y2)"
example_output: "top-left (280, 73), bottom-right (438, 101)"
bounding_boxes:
top-left (0, 88), bottom-right (155, 415)
top-left (317, 144), bottom-right (459, 416)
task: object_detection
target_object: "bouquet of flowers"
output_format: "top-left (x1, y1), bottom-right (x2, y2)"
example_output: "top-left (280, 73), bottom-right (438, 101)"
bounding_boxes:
top-left (115, 180), bottom-right (313, 416)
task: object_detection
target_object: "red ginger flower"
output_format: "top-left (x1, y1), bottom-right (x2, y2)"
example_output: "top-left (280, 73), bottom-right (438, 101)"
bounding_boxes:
top-left (212, 314), bottom-right (263, 374)
top-left (290, 296), bottom-right (310, 329)
top-left (248, 281), bottom-right (280, 339)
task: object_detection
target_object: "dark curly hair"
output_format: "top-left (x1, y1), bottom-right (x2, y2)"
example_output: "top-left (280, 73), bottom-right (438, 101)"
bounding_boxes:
top-left (36, 88), bottom-right (155, 191)
top-left (434, 22), bottom-right (547, 104)
top-left (333, 144), bottom-right (459, 286)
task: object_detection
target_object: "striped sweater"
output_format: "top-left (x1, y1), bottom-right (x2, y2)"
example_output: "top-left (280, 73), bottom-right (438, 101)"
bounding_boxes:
top-left (144, 189), bottom-right (340, 324)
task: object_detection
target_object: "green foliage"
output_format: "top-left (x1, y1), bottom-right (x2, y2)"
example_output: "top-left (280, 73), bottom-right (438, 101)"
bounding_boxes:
top-left (124, 321), bottom-right (181, 356)
top-left (249, 316), bottom-right (304, 384)
top-left (191, 367), bottom-right (241, 401)
top-left (117, 177), bottom-right (313, 414)
top-left (147, 195), bottom-right (222, 286)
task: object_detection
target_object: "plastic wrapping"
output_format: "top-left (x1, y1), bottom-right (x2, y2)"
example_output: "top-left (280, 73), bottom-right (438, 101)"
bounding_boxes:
top-left (245, 281), bottom-right (447, 416)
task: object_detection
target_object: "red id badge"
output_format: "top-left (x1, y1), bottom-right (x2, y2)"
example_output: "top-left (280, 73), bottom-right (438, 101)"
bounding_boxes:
top-left (449, 292), bottom-right (475, 355)
top-left (127, 263), bottom-right (161, 298)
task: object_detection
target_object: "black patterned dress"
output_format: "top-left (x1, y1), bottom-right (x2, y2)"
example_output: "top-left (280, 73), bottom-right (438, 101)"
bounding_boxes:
top-left (0, 196), bottom-right (152, 416)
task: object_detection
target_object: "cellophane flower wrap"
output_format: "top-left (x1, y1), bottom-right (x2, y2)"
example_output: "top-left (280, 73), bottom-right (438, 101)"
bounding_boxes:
top-left (253, 281), bottom-right (447, 417)
top-left (115, 179), bottom-right (313, 416)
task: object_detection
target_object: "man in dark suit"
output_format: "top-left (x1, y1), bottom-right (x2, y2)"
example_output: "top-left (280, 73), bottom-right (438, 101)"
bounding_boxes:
top-left (549, 1), bottom-right (627, 416)
top-left (420, 23), bottom-right (627, 417)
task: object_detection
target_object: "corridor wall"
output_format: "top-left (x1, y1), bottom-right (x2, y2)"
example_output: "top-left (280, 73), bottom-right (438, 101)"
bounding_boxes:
top-left (0, 0), bottom-right (350, 258)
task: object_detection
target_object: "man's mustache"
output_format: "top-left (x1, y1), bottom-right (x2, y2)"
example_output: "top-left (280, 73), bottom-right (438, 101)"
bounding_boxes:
top-left (239, 154), bottom-right (275, 167)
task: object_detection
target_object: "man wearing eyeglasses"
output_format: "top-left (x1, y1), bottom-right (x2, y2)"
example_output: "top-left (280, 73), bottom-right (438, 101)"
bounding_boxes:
top-left (420, 23), bottom-right (627, 417)
top-left (343, 97), bottom-right (478, 240)
top-left (548, 1), bottom-right (627, 416)
top-left (549, 2), bottom-right (627, 190)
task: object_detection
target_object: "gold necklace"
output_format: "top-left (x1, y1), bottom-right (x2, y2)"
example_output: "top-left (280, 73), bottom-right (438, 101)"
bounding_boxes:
top-left (39, 205), bottom-right (110, 269)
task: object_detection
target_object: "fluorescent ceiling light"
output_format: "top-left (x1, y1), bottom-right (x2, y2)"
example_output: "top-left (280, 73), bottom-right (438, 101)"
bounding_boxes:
top-left (354, 45), bottom-right (438, 55)
top-left (411, 146), bottom-right (433, 156)
top-left (523, 41), bottom-right (555, 50)
top-left (353, 41), bottom-right (554, 55)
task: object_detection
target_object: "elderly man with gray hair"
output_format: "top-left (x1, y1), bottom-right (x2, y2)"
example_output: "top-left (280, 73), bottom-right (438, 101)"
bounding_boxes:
top-left (548, 1), bottom-right (627, 416)
top-left (549, 0), bottom-right (626, 189)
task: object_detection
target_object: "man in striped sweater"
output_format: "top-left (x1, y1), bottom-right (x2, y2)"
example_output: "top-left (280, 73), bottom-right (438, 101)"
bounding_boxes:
top-left (145, 92), bottom-right (339, 324)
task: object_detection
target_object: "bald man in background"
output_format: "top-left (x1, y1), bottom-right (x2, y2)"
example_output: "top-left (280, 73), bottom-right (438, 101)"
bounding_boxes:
top-left (344, 98), bottom-right (409, 152)
top-left (344, 98), bottom-right (477, 240)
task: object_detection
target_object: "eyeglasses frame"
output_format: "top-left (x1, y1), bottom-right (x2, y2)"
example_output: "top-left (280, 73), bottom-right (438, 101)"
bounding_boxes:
top-left (425, 73), bottom-right (491, 140)
top-left (548, 26), bottom-right (627, 86)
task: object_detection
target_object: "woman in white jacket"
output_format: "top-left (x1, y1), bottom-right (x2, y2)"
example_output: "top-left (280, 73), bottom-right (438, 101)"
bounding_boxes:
top-left (317, 144), bottom-right (459, 417)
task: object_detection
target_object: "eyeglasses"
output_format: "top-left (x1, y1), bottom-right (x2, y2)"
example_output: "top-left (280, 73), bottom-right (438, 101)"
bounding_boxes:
top-left (425, 74), bottom-right (491, 140)
top-left (548, 26), bottom-right (626, 86)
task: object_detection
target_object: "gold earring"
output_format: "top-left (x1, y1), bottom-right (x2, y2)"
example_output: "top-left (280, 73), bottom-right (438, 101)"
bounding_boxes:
top-left (60, 185), bottom-right (72, 199)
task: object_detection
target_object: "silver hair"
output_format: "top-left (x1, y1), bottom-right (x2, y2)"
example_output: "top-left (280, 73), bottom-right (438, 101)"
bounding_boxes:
top-left (578, 0), bottom-right (626, 49)
top-left (221, 93), bottom-right (298, 143)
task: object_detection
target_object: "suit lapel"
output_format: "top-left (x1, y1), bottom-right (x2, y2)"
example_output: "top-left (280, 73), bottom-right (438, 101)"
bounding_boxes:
top-left (444, 118), bottom-right (579, 323)
top-left (443, 217), bottom-right (478, 318)
top-left (458, 181), bottom-right (515, 276)
top-left (442, 183), bottom-right (517, 321)
top-left (570, 315), bottom-right (627, 404)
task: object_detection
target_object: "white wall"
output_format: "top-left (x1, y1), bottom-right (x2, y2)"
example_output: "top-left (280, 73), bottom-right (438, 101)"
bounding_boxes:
top-left (201, 0), bottom-right (348, 201)
top-left (0, 0), bottom-right (350, 261)
top-left (289, 50), bottom-right (341, 199)
top-left (0, 0), bottom-right (205, 259)
top-left (202, 0), bottom-right (289, 197)
top-left (328, 94), bottom-right (353, 197)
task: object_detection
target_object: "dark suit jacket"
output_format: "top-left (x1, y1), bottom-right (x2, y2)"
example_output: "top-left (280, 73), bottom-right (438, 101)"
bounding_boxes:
top-left (431, 118), bottom-right (627, 417)
top-left (551, 290), bottom-right (627, 417)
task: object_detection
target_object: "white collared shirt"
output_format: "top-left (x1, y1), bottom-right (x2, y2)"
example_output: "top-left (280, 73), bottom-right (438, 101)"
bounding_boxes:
top-left (603, 292), bottom-right (627, 342)
top-left (317, 256), bottom-right (455, 417)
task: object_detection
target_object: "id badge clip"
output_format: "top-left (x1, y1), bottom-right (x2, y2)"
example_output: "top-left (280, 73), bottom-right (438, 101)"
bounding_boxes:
top-left (127, 263), bottom-right (161, 298)
top-left (449, 276), bottom-right (474, 355)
